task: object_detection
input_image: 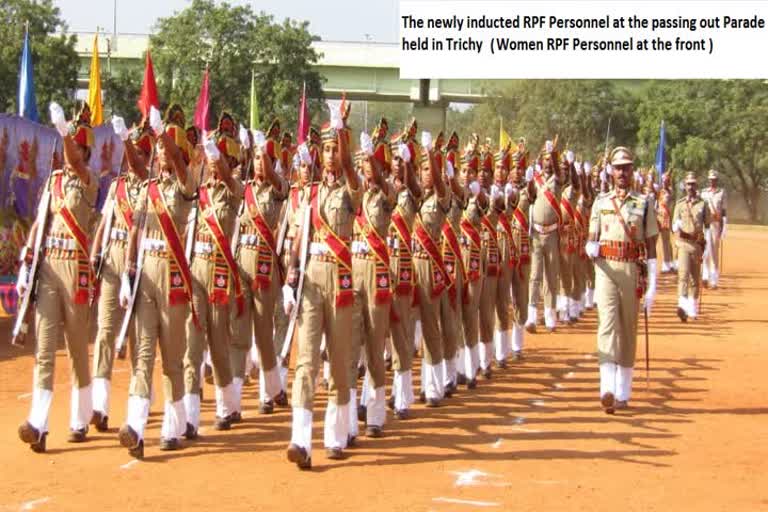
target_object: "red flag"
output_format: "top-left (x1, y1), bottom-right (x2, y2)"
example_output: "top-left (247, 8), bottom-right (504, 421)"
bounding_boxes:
top-left (297, 82), bottom-right (309, 145)
top-left (194, 68), bottom-right (210, 133)
top-left (137, 51), bottom-right (159, 120)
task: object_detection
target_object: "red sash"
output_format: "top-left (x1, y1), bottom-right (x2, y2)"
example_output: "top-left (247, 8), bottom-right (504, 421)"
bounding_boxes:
top-left (355, 205), bottom-right (392, 305)
top-left (199, 186), bottom-right (244, 315)
top-left (115, 176), bottom-right (135, 230)
top-left (53, 173), bottom-right (91, 304)
top-left (310, 184), bottom-right (354, 307)
top-left (574, 208), bottom-right (587, 259)
top-left (148, 180), bottom-right (199, 326)
top-left (460, 216), bottom-right (482, 282)
top-left (535, 174), bottom-right (562, 225)
top-left (290, 187), bottom-right (300, 211)
top-left (560, 198), bottom-right (578, 254)
top-left (441, 222), bottom-right (466, 307)
top-left (481, 215), bottom-right (500, 277)
top-left (498, 213), bottom-right (517, 268)
top-left (245, 183), bottom-right (280, 291)
top-left (390, 208), bottom-right (414, 297)
top-left (512, 207), bottom-right (531, 267)
top-left (414, 215), bottom-right (450, 298)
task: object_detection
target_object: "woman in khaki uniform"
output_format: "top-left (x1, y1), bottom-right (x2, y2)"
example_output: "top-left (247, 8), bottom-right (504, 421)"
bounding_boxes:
top-left (117, 108), bottom-right (195, 459)
top-left (88, 120), bottom-right (151, 432)
top-left (17, 103), bottom-right (98, 452)
top-left (508, 152), bottom-right (534, 359)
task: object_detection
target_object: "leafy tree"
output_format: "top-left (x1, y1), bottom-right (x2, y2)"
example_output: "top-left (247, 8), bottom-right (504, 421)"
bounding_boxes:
top-left (0, 0), bottom-right (79, 120)
top-left (149, 0), bottom-right (324, 132)
top-left (103, 64), bottom-right (144, 126)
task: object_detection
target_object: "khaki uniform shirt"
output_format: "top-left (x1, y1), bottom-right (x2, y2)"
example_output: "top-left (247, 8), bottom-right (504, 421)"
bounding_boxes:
top-left (49, 168), bottom-right (98, 242)
top-left (700, 186), bottom-right (727, 223)
top-left (199, 176), bottom-right (244, 241)
top-left (134, 169), bottom-right (196, 242)
top-left (532, 172), bottom-right (561, 226)
top-left (672, 196), bottom-right (710, 250)
top-left (657, 187), bottom-right (674, 230)
top-left (354, 184), bottom-right (396, 239)
top-left (589, 190), bottom-right (659, 250)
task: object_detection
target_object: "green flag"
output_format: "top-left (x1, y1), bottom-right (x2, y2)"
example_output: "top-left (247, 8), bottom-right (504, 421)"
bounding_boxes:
top-left (249, 70), bottom-right (259, 129)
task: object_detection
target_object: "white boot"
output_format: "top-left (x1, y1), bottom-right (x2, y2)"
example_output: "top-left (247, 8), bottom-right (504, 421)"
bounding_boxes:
top-left (599, 362), bottom-right (617, 399)
top-left (525, 305), bottom-right (538, 328)
top-left (232, 377), bottom-right (244, 414)
top-left (323, 401), bottom-right (349, 450)
top-left (161, 399), bottom-right (187, 439)
top-left (215, 383), bottom-right (237, 419)
top-left (616, 366), bottom-right (634, 402)
top-left (690, 298), bottom-right (699, 319)
top-left (511, 323), bottom-right (524, 353)
top-left (290, 407), bottom-right (313, 455)
top-left (366, 386), bottom-right (386, 428)
top-left (557, 295), bottom-right (568, 322)
top-left (585, 288), bottom-right (595, 309)
top-left (710, 268), bottom-right (719, 289)
top-left (493, 330), bottom-right (506, 363)
top-left (479, 339), bottom-right (493, 370)
top-left (393, 370), bottom-right (414, 411)
top-left (126, 395), bottom-right (151, 440)
top-left (260, 365), bottom-right (282, 402)
top-left (92, 377), bottom-right (110, 416)
top-left (424, 362), bottom-right (445, 400)
top-left (569, 298), bottom-right (580, 320)
top-left (348, 388), bottom-right (359, 438)
top-left (183, 393), bottom-right (201, 429)
top-left (544, 307), bottom-right (557, 330)
top-left (70, 384), bottom-right (93, 431)
top-left (28, 387), bottom-right (53, 433)
top-left (465, 344), bottom-right (480, 380)
top-left (443, 357), bottom-right (457, 388)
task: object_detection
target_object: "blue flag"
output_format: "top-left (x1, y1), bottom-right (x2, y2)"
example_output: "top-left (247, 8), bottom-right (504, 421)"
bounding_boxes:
top-left (655, 120), bottom-right (666, 183)
top-left (17, 26), bottom-right (39, 123)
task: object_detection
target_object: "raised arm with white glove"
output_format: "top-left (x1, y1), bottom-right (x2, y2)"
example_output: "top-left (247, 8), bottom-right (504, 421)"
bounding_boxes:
top-left (644, 258), bottom-right (658, 315)
top-left (49, 102), bottom-right (69, 137)
top-left (149, 106), bottom-right (164, 133)
top-left (112, 116), bottom-right (129, 141)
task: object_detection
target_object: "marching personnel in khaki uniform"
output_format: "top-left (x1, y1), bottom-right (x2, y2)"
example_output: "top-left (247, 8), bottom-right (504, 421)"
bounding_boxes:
top-left (348, 134), bottom-right (395, 438)
top-left (117, 107), bottom-right (195, 458)
top-left (526, 141), bottom-right (562, 333)
top-left (657, 174), bottom-right (676, 273)
top-left (508, 150), bottom-right (533, 359)
top-left (387, 132), bottom-right (421, 419)
top-left (573, 162), bottom-right (594, 315)
top-left (458, 141), bottom-right (485, 388)
top-left (583, 163), bottom-right (604, 308)
top-left (556, 152), bottom-right (580, 324)
top-left (438, 131), bottom-right (466, 394)
top-left (701, 169), bottom-right (727, 289)
top-left (491, 149), bottom-right (517, 368)
top-left (412, 134), bottom-right (452, 406)
top-left (230, 128), bottom-right (289, 418)
top-left (586, 147), bottom-right (658, 413)
top-left (182, 114), bottom-right (244, 436)
top-left (88, 118), bottom-right (151, 432)
top-left (283, 117), bottom-right (361, 470)
top-left (477, 150), bottom-right (503, 378)
top-left (17, 102), bottom-right (98, 452)
top-left (672, 172), bottom-right (710, 322)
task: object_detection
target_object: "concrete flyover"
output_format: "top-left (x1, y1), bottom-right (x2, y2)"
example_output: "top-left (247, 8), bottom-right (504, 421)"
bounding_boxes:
top-left (73, 33), bottom-right (489, 132)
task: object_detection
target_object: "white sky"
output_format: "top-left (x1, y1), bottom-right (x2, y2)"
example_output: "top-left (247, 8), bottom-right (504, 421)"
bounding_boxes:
top-left (54, 0), bottom-right (400, 41)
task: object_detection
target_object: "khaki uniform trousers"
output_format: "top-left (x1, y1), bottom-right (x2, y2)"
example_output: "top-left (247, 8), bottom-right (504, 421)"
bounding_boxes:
top-left (130, 253), bottom-right (188, 401)
top-left (529, 231), bottom-right (560, 311)
top-left (34, 255), bottom-right (92, 391)
top-left (93, 241), bottom-right (137, 381)
top-left (230, 247), bottom-right (281, 380)
top-left (511, 263), bottom-right (531, 325)
top-left (184, 255), bottom-right (235, 395)
top-left (349, 256), bottom-right (390, 390)
top-left (390, 292), bottom-right (415, 373)
top-left (292, 258), bottom-right (352, 410)
top-left (495, 265), bottom-right (512, 331)
top-left (558, 247), bottom-right (575, 300)
top-left (660, 229), bottom-right (674, 267)
top-left (479, 271), bottom-right (498, 344)
top-left (413, 256), bottom-right (444, 365)
top-left (585, 258), bottom-right (596, 291)
top-left (573, 254), bottom-right (587, 302)
top-left (439, 270), bottom-right (463, 364)
top-left (705, 222), bottom-right (722, 273)
top-left (271, 247), bottom-right (293, 369)
top-left (677, 241), bottom-right (702, 298)
top-left (595, 258), bottom-right (639, 368)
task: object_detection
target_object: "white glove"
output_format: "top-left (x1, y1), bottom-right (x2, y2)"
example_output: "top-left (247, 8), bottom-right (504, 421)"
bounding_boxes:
top-left (585, 241), bottom-right (600, 259)
top-left (672, 219), bottom-right (681, 234)
top-left (605, 164), bottom-right (613, 175)
top-left (282, 284), bottom-right (297, 315)
top-left (504, 183), bottom-right (514, 197)
top-left (584, 162), bottom-right (592, 174)
top-left (111, 116), bottom-right (129, 141)
top-left (535, 163), bottom-right (542, 173)
top-left (149, 106), bottom-right (163, 133)
top-left (398, 143), bottom-right (411, 163)
top-left (49, 102), bottom-right (68, 137)
top-left (239, 124), bottom-right (251, 149)
top-left (574, 161), bottom-right (583, 175)
top-left (421, 131), bottom-right (433, 151)
top-left (328, 101), bottom-right (343, 130)
top-left (644, 258), bottom-right (657, 315)
top-left (297, 142), bottom-right (311, 165)
top-left (119, 272), bottom-right (133, 308)
top-left (252, 130), bottom-right (266, 151)
top-left (292, 153), bottom-right (301, 170)
top-left (445, 160), bottom-right (455, 179)
top-left (599, 170), bottom-right (608, 184)
top-left (545, 140), bottom-right (553, 153)
top-left (566, 150), bottom-right (574, 164)
top-left (203, 135), bottom-right (220, 162)
top-left (721, 217), bottom-right (727, 239)
top-left (360, 132), bottom-right (373, 156)
top-left (525, 166), bottom-right (534, 181)
top-left (15, 263), bottom-right (29, 297)
top-left (490, 184), bottom-right (501, 199)
top-left (469, 181), bottom-right (481, 197)
top-left (274, 160), bottom-right (284, 176)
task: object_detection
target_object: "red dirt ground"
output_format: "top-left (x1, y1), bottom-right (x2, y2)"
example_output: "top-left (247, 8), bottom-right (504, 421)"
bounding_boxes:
top-left (1, 225), bottom-right (766, 511)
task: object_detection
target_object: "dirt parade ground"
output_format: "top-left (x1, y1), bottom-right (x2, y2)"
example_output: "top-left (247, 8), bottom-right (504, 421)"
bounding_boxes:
top-left (0, 224), bottom-right (766, 512)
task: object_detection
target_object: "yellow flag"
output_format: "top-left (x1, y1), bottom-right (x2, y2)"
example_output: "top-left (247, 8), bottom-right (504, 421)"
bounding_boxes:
top-left (499, 127), bottom-right (512, 151)
top-left (87, 33), bottom-right (103, 125)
